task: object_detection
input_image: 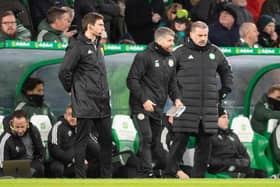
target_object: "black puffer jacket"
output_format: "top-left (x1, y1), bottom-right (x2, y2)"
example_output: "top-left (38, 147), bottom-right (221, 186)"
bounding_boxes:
top-left (173, 38), bottom-right (233, 133)
top-left (0, 123), bottom-right (44, 167)
top-left (59, 33), bottom-right (111, 118)
top-left (127, 42), bottom-right (180, 120)
top-left (208, 128), bottom-right (250, 174)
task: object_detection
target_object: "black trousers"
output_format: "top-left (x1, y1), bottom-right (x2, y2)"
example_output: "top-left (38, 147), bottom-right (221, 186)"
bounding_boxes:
top-left (75, 117), bottom-right (112, 178)
top-left (165, 122), bottom-right (212, 178)
top-left (132, 114), bottom-right (168, 175)
top-left (48, 160), bottom-right (75, 178)
top-left (31, 160), bottom-right (45, 177)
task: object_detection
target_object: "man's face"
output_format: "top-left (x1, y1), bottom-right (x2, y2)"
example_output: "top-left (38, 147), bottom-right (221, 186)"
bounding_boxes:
top-left (55, 13), bottom-right (72, 31)
top-left (64, 107), bottom-right (77, 126)
top-left (27, 83), bottom-right (44, 96)
top-left (218, 114), bottom-right (229, 130)
top-left (264, 22), bottom-right (275, 35)
top-left (268, 90), bottom-right (280, 101)
top-left (247, 24), bottom-right (259, 43)
top-left (11, 117), bottom-right (29, 136)
top-left (156, 34), bottom-right (175, 53)
top-left (1, 15), bottom-right (17, 36)
top-left (89, 19), bottom-right (105, 37)
top-left (219, 11), bottom-right (235, 29)
top-left (190, 27), bottom-right (208, 47)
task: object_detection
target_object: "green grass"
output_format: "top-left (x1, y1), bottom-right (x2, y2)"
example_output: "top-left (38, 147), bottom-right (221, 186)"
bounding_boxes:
top-left (0, 179), bottom-right (280, 187)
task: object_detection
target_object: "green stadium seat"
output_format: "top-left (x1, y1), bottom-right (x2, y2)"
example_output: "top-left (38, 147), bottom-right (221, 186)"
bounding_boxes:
top-left (0, 115), bottom-right (4, 135)
top-left (112, 115), bottom-right (139, 154)
top-left (231, 115), bottom-right (274, 176)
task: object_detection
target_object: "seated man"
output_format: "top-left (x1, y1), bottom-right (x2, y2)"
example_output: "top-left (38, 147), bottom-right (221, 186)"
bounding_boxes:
top-left (0, 110), bottom-right (45, 177)
top-left (37, 7), bottom-right (72, 42)
top-left (0, 10), bottom-right (31, 41)
top-left (47, 105), bottom-right (100, 178)
top-left (208, 106), bottom-right (267, 178)
top-left (14, 77), bottom-right (56, 125)
top-left (251, 84), bottom-right (280, 136)
top-left (235, 22), bottom-right (259, 48)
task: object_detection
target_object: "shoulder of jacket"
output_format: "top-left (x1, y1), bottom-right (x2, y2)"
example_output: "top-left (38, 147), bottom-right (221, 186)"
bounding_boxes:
top-left (173, 44), bottom-right (184, 52)
top-left (14, 102), bottom-right (27, 111)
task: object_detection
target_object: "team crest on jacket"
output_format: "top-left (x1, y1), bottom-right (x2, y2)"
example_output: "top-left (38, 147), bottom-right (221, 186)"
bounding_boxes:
top-left (137, 113), bottom-right (145, 120)
top-left (209, 53), bottom-right (215, 60)
top-left (15, 146), bottom-right (19, 152)
top-left (68, 130), bottom-right (72, 137)
top-left (168, 59), bottom-right (174, 67)
top-left (155, 59), bottom-right (160, 67)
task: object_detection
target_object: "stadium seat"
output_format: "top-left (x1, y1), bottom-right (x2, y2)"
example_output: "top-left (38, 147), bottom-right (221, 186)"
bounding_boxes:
top-left (264, 119), bottom-right (280, 175)
top-left (0, 115), bottom-right (4, 135)
top-left (29, 114), bottom-right (52, 146)
top-left (112, 115), bottom-right (139, 154)
top-left (231, 115), bottom-right (274, 176)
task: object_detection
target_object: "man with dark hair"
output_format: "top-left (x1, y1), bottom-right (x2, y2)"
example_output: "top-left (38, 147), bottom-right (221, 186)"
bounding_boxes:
top-left (127, 26), bottom-right (183, 177)
top-left (0, 110), bottom-right (45, 177)
top-left (164, 21), bottom-right (233, 178)
top-left (0, 10), bottom-right (31, 41)
top-left (59, 12), bottom-right (112, 178)
top-left (14, 77), bottom-right (56, 125)
top-left (37, 6), bottom-right (72, 42)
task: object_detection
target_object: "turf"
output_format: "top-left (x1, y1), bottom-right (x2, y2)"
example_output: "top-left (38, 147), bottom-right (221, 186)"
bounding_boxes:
top-left (0, 179), bottom-right (279, 187)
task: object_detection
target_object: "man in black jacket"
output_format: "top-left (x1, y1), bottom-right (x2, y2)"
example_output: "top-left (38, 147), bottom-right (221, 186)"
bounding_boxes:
top-left (164, 21), bottom-right (233, 178)
top-left (47, 105), bottom-right (100, 178)
top-left (0, 110), bottom-right (45, 177)
top-left (59, 12), bottom-right (112, 178)
top-left (127, 26), bottom-right (183, 177)
top-left (208, 106), bottom-right (267, 178)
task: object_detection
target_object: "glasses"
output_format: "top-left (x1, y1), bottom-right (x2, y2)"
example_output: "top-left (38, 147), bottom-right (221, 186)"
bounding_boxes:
top-left (1, 21), bottom-right (16, 25)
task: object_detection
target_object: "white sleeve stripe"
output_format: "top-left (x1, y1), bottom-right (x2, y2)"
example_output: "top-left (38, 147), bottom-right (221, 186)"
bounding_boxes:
top-left (0, 133), bottom-right (11, 168)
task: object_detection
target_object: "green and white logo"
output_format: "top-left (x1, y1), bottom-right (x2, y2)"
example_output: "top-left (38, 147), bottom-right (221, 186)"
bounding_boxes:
top-left (209, 53), bottom-right (215, 60)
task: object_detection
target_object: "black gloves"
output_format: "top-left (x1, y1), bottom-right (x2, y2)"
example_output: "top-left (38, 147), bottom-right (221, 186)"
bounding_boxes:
top-left (219, 87), bottom-right (232, 101)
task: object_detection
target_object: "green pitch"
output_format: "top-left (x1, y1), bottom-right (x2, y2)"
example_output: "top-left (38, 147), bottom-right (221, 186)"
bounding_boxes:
top-left (0, 179), bottom-right (279, 187)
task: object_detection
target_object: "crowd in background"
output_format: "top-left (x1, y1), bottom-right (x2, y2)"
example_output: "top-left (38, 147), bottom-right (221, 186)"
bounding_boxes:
top-left (0, 0), bottom-right (280, 47)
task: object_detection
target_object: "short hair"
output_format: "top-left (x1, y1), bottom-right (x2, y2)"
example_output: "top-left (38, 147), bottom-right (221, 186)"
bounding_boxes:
top-left (47, 7), bottom-right (68, 24)
top-left (190, 21), bottom-right (208, 32)
top-left (81, 12), bottom-right (104, 32)
top-left (268, 84), bottom-right (280, 95)
top-left (239, 22), bottom-right (254, 38)
top-left (0, 10), bottom-right (15, 23)
top-left (61, 6), bottom-right (74, 20)
top-left (154, 26), bottom-right (175, 40)
top-left (11, 110), bottom-right (28, 120)
top-left (22, 77), bottom-right (44, 94)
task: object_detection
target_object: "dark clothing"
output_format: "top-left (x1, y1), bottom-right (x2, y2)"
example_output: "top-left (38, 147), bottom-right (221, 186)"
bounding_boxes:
top-left (165, 122), bottom-right (212, 178)
top-left (59, 33), bottom-right (111, 119)
top-left (48, 118), bottom-right (76, 166)
top-left (132, 114), bottom-right (168, 175)
top-left (209, 128), bottom-right (250, 173)
top-left (172, 38), bottom-right (233, 134)
top-left (28, 0), bottom-right (66, 31)
top-left (251, 94), bottom-right (280, 135)
top-left (125, 0), bottom-right (164, 44)
top-left (0, 123), bottom-right (45, 177)
top-left (75, 117), bottom-right (112, 178)
top-left (59, 32), bottom-right (112, 178)
top-left (47, 117), bottom-right (100, 178)
top-left (14, 93), bottom-right (56, 125)
top-left (127, 42), bottom-right (180, 120)
top-left (208, 128), bottom-right (267, 178)
top-left (209, 22), bottom-right (240, 47)
top-left (258, 32), bottom-right (276, 47)
top-left (165, 37), bottom-right (233, 178)
top-left (73, 0), bottom-right (120, 39)
top-left (127, 41), bottom-right (180, 176)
